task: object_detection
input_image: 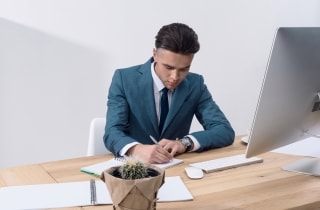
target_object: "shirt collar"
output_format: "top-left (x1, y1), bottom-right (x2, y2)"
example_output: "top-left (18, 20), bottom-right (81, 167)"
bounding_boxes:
top-left (151, 61), bottom-right (165, 92)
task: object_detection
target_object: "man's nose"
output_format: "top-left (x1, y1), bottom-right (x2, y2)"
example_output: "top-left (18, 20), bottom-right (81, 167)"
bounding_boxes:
top-left (171, 70), bottom-right (179, 80)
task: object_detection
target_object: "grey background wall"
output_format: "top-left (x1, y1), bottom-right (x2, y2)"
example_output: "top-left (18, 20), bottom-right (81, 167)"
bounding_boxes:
top-left (0, 0), bottom-right (319, 168)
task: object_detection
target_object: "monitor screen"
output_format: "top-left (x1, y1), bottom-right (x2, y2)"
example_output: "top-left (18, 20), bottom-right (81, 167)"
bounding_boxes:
top-left (245, 27), bottom-right (320, 175)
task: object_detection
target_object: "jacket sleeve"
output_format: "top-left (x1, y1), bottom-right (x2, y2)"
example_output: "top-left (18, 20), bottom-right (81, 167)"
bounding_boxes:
top-left (190, 75), bottom-right (235, 151)
top-left (103, 69), bottom-right (138, 156)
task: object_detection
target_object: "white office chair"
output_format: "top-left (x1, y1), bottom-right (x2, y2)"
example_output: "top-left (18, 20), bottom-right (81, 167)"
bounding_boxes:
top-left (87, 117), bottom-right (111, 156)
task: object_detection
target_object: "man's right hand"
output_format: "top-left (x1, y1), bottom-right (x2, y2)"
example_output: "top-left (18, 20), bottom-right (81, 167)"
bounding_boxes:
top-left (126, 144), bottom-right (173, 164)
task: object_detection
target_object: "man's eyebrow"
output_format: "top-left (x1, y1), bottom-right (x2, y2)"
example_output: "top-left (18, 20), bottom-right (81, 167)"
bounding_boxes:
top-left (181, 65), bottom-right (191, 69)
top-left (165, 64), bottom-right (173, 68)
top-left (163, 63), bottom-right (190, 69)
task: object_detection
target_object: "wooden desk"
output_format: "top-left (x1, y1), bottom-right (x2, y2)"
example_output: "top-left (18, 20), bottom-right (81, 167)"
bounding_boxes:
top-left (1, 136), bottom-right (320, 210)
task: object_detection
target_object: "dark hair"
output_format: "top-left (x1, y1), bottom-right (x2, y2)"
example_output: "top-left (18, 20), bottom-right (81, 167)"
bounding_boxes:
top-left (155, 23), bottom-right (200, 54)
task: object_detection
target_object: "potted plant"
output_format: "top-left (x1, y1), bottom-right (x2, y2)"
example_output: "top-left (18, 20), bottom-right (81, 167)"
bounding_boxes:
top-left (100, 157), bottom-right (165, 210)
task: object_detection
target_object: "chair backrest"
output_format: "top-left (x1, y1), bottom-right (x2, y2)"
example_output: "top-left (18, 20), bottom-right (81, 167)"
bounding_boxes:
top-left (87, 117), bottom-right (111, 156)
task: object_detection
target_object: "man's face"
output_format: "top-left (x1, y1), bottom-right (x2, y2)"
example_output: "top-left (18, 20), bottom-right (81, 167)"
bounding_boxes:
top-left (153, 48), bottom-right (194, 90)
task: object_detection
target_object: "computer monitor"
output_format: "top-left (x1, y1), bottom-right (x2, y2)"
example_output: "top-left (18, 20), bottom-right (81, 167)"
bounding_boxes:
top-left (245, 27), bottom-right (320, 176)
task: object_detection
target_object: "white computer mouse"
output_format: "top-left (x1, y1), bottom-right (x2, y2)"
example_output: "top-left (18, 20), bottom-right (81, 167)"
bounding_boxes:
top-left (184, 166), bottom-right (204, 179)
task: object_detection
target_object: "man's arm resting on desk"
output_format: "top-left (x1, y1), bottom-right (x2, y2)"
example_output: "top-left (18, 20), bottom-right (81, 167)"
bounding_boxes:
top-left (122, 137), bottom-right (195, 164)
top-left (124, 143), bottom-right (173, 164)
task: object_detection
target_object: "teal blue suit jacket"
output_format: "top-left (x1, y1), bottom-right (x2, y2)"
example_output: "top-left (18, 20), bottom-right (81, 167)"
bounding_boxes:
top-left (104, 58), bottom-right (235, 156)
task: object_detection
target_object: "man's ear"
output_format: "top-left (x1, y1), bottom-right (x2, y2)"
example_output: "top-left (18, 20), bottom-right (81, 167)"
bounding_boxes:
top-left (152, 48), bottom-right (157, 61)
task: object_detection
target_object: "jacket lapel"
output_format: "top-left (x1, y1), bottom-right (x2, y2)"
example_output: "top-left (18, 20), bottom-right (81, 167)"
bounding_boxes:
top-left (137, 59), bottom-right (159, 136)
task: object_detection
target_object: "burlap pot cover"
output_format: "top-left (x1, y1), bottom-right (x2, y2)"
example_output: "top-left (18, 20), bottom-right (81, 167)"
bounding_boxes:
top-left (101, 164), bottom-right (165, 210)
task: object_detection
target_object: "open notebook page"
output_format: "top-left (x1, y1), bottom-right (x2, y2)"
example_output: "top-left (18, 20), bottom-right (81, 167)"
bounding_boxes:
top-left (81, 158), bottom-right (183, 177)
top-left (0, 176), bottom-right (193, 209)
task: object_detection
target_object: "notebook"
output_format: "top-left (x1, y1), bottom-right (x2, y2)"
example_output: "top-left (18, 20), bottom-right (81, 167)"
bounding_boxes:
top-left (190, 154), bottom-right (263, 173)
top-left (81, 157), bottom-right (184, 177)
top-left (0, 176), bottom-right (193, 209)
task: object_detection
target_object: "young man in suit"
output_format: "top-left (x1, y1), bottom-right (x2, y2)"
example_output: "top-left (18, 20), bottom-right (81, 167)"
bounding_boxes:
top-left (104, 23), bottom-right (235, 164)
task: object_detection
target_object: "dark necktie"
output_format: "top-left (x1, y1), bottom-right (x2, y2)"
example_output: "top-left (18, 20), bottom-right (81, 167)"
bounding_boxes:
top-left (159, 88), bottom-right (169, 133)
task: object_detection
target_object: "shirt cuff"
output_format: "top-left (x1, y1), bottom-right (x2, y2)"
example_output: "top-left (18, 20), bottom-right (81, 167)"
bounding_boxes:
top-left (119, 142), bottom-right (141, 156)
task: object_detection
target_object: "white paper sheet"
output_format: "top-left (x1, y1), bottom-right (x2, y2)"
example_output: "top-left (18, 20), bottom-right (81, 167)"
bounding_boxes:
top-left (0, 180), bottom-right (110, 210)
top-left (0, 176), bottom-right (193, 210)
top-left (158, 176), bottom-right (193, 202)
top-left (272, 137), bottom-right (320, 157)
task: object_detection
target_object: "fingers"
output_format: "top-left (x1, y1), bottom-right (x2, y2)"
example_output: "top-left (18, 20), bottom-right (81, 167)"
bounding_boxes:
top-left (128, 139), bottom-right (184, 164)
top-left (159, 139), bottom-right (184, 156)
top-left (153, 145), bottom-right (173, 163)
top-left (162, 144), bottom-right (178, 156)
top-left (129, 144), bottom-right (172, 164)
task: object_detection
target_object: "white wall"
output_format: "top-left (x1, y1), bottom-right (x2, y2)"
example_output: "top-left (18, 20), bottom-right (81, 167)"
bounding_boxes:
top-left (0, 0), bottom-right (319, 168)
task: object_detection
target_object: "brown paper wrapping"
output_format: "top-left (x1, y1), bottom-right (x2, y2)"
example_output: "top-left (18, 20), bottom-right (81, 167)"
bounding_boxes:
top-left (101, 164), bottom-right (165, 210)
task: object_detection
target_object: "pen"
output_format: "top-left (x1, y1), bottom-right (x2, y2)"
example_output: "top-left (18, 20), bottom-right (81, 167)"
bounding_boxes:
top-left (149, 135), bottom-right (159, 145)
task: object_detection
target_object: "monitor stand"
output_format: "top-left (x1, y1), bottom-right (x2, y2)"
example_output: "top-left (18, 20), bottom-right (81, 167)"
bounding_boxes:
top-left (282, 158), bottom-right (320, 176)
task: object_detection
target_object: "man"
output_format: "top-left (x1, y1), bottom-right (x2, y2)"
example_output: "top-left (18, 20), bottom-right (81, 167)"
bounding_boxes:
top-left (104, 23), bottom-right (235, 164)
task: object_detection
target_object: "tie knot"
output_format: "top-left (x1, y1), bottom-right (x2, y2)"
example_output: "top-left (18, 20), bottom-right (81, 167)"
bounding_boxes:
top-left (162, 87), bottom-right (168, 94)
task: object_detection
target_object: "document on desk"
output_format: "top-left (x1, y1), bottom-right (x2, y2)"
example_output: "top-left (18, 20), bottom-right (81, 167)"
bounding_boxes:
top-left (0, 176), bottom-right (193, 209)
top-left (0, 180), bottom-right (110, 210)
top-left (81, 157), bottom-right (183, 176)
top-left (272, 137), bottom-right (320, 158)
